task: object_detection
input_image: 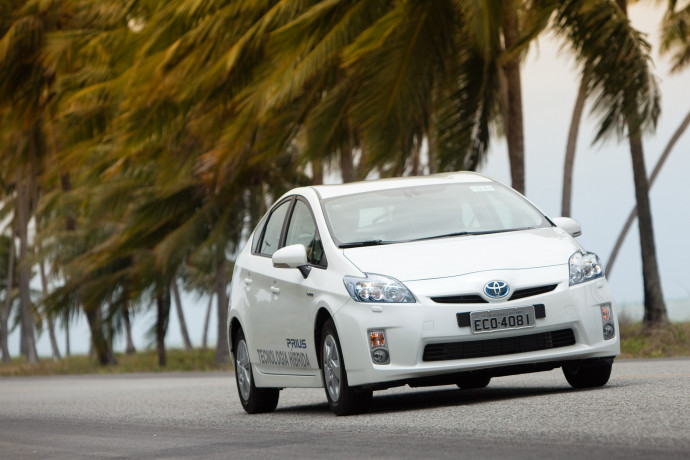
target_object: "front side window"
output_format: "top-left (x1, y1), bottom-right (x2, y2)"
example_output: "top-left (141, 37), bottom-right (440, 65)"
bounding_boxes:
top-left (258, 200), bottom-right (291, 256)
top-left (323, 182), bottom-right (549, 246)
top-left (285, 200), bottom-right (325, 266)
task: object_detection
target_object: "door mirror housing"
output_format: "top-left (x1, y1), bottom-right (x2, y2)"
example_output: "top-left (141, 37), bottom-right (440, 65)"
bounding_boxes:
top-left (552, 217), bottom-right (582, 238)
top-left (272, 244), bottom-right (308, 269)
top-left (273, 244), bottom-right (311, 278)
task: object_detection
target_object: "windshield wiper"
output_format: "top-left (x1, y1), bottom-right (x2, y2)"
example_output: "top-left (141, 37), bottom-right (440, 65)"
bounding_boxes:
top-left (413, 227), bottom-right (541, 241)
top-left (411, 231), bottom-right (471, 242)
top-left (339, 240), bottom-right (393, 248)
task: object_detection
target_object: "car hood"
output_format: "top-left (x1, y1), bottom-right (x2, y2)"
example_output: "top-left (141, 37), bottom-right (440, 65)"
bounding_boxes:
top-left (342, 227), bottom-right (580, 282)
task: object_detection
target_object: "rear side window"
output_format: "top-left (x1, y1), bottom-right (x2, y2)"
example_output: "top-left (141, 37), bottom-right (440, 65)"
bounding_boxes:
top-left (258, 200), bottom-right (291, 256)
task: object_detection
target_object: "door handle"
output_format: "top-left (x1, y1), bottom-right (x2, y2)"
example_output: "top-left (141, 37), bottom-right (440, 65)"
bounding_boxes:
top-left (270, 286), bottom-right (280, 294)
top-left (243, 278), bottom-right (253, 285)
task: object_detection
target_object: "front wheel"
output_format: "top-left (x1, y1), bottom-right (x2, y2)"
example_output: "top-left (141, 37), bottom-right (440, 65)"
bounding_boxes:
top-left (563, 359), bottom-right (613, 389)
top-left (233, 329), bottom-right (279, 414)
top-left (321, 319), bottom-right (372, 416)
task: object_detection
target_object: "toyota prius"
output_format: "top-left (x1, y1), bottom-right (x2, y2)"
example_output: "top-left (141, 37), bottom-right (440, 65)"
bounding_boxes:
top-left (228, 172), bottom-right (619, 415)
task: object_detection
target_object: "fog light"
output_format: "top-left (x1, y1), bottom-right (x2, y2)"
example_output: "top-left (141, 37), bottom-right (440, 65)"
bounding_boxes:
top-left (603, 323), bottom-right (615, 340)
top-left (368, 329), bottom-right (390, 365)
top-left (600, 304), bottom-right (613, 322)
top-left (369, 330), bottom-right (386, 348)
top-left (372, 348), bottom-right (389, 364)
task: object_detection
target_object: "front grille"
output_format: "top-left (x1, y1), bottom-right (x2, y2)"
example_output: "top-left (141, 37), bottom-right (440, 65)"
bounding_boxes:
top-left (509, 284), bottom-right (558, 301)
top-left (430, 284), bottom-right (558, 304)
top-left (422, 329), bottom-right (575, 362)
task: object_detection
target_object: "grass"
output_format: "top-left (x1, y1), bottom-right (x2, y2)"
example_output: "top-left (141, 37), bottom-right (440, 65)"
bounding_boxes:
top-left (2, 323), bottom-right (689, 377)
top-left (619, 321), bottom-right (690, 359)
top-left (0, 348), bottom-right (232, 377)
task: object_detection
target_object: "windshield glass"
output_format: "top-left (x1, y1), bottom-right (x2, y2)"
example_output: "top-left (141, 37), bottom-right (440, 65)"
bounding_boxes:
top-left (323, 182), bottom-right (550, 246)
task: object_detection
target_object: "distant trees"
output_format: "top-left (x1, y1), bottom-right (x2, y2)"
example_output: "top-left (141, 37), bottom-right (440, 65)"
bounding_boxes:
top-left (0, 0), bottom-right (677, 364)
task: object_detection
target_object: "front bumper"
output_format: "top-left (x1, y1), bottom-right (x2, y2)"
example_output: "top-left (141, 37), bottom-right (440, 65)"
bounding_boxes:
top-left (334, 272), bottom-right (619, 387)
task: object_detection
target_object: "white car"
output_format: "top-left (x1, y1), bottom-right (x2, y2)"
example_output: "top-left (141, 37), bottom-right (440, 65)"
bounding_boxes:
top-left (228, 172), bottom-right (619, 415)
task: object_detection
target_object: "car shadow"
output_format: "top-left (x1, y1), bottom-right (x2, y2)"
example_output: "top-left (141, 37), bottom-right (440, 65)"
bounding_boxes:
top-left (276, 384), bottom-right (604, 415)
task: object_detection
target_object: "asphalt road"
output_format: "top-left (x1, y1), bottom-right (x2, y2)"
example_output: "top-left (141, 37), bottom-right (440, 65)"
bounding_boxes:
top-left (1, 358), bottom-right (689, 459)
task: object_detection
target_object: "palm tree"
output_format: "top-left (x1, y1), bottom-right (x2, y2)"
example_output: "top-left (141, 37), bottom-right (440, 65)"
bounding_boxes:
top-left (241, 1), bottom-right (661, 197)
top-left (612, 0), bottom-right (667, 327)
top-left (0, 0), bottom-right (67, 363)
top-left (606, 1), bottom-right (690, 280)
top-left (555, 1), bottom-right (668, 327)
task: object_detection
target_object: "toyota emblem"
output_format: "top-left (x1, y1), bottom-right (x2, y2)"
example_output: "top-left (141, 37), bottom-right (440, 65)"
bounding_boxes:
top-left (484, 280), bottom-right (510, 299)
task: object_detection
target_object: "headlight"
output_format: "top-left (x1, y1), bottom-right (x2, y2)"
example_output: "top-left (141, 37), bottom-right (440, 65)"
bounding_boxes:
top-left (569, 251), bottom-right (603, 285)
top-left (343, 274), bottom-right (416, 303)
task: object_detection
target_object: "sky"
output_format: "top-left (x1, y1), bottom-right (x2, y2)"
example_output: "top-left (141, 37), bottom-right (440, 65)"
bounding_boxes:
top-left (8, 2), bottom-right (690, 358)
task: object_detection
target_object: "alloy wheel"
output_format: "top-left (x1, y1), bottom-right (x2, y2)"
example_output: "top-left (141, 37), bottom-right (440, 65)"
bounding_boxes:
top-left (323, 334), bottom-right (342, 402)
top-left (236, 339), bottom-right (251, 401)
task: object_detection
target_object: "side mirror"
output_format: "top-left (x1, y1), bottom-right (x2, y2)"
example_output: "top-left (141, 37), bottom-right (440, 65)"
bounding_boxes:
top-left (552, 217), bottom-right (582, 238)
top-left (272, 244), bottom-right (311, 278)
top-left (273, 244), bottom-right (308, 268)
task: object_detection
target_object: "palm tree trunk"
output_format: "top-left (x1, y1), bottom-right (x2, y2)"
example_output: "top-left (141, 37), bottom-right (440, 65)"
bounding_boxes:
top-left (85, 305), bottom-right (116, 365)
top-left (123, 307), bottom-right (136, 355)
top-left (427, 135), bottom-right (437, 174)
top-left (340, 145), bottom-right (355, 183)
top-left (562, 76), bottom-right (588, 217)
top-left (607, 108), bottom-right (690, 277)
top-left (156, 287), bottom-right (171, 367)
top-left (502, 0), bottom-right (526, 195)
top-left (64, 313), bottom-right (70, 356)
top-left (46, 318), bottom-right (60, 361)
top-left (214, 259), bottom-right (230, 365)
top-left (628, 132), bottom-right (668, 327)
top-left (60, 173), bottom-right (74, 358)
top-left (312, 159), bottom-right (323, 185)
top-left (411, 137), bottom-right (421, 176)
top-left (171, 279), bottom-right (192, 350)
top-left (202, 293), bottom-right (213, 349)
top-left (16, 167), bottom-right (38, 363)
top-left (39, 259), bottom-right (61, 361)
top-left (1, 228), bottom-right (15, 362)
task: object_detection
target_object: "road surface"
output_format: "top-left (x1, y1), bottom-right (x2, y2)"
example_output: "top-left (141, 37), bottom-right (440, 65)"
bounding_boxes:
top-left (1, 358), bottom-right (689, 459)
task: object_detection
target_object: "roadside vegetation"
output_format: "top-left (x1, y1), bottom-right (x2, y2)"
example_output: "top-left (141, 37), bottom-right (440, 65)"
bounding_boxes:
top-left (0, 348), bottom-right (228, 377)
top-left (619, 321), bottom-right (690, 359)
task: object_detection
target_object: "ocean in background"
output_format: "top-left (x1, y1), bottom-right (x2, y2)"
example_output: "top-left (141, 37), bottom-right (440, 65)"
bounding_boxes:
top-left (617, 299), bottom-right (690, 322)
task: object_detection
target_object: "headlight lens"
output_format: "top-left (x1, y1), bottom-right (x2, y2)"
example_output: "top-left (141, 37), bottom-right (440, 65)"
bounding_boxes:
top-left (343, 274), bottom-right (416, 303)
top-left (569, 251), bottom-right (603, 285)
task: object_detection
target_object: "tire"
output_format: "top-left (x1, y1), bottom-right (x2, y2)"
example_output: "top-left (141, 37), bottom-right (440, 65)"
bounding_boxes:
top-left (456, 374), bottom-right (491, 390)
top-left (563, 359), bottom-right (613, 389)
top-left (320, 319), bottom-right (373, 416)
top-left (233, 329), bottom-right (279, 414)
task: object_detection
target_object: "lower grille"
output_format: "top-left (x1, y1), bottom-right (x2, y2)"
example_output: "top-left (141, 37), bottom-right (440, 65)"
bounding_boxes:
top-left (422, 329), bottom-right (575, 362)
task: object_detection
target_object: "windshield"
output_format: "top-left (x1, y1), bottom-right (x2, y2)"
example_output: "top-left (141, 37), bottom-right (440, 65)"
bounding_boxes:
top-left (323, 182), bottom-right (550, 246)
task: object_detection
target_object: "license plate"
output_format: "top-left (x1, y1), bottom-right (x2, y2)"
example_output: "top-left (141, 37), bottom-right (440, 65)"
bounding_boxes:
top-left (470, 306), bottom-right (536, 333)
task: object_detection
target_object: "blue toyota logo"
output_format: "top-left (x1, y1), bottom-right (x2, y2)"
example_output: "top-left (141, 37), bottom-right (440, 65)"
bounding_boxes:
top-left (484, 280), bottom-right (509, 299)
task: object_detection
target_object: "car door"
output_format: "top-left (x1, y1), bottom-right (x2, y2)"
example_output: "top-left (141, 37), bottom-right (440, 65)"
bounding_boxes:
top-left (241, 198), bottom-right (293, 375)
top-left (267, 198), bottom-right (326, 375)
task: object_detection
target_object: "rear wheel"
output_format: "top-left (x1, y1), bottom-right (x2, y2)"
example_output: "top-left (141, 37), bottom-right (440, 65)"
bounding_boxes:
top-left (321, 319), bottom-right (372, 416)
top-left (456, 374), bottom-right (491, 390)
top-left (563, 359), bottom-right (613, 389)
top-left (233, 329), bottom-right (279, 413)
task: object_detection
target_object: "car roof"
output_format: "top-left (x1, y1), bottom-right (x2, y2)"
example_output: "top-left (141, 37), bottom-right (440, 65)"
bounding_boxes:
top-left (308, 171), bottom-right (494, 200)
